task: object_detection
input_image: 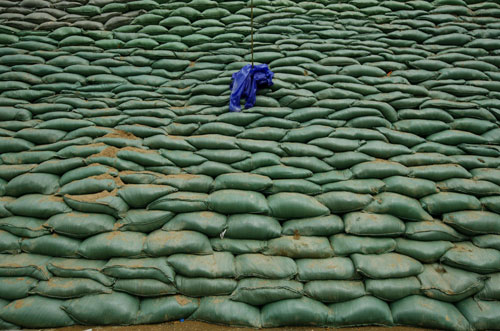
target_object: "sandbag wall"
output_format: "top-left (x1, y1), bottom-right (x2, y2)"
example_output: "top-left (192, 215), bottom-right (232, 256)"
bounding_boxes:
top-left (0, 0), bottom-right (500, 329)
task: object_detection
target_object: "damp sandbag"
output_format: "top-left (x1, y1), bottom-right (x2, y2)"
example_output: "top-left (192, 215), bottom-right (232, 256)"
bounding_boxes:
top-left (442, 211), bottom-right (500, 235)
top-left (0, 277), bottom-right (37, 300)
top-left (20, 234), bottom-right (80, 257)
top-left (365, 277), bottom-right (421, 301)
top-left (365, 192), bottom-right (433, 222)
top-left (6, 194), bottom-right (71, 218)
top-left (305, 280), bottom-right (365, 303)
top-left (148, 192), bottom-right (209, 213)
top-left (78, 231), bottom-right (146, 259)
top-left (64, 192), bottom-right (129, 217)
top-left (296, 257), bottom-right (355, 281)
top-left (162, 211), bottom-right (226, 237)
top-left (457, 298), bottom-right (500, 331)
top-left (113, 279), bottom-right (177, 297)
top-left (352, 253), bottom-right (423, 279)
top-left (261, 297), bottom-right (329, 327)
top-left (391, 295), bottom-right (470, 331)
top-left (211, 173), bottom-right (272, 191)
top-left (264, 236), bottom-right (333, 258)
top-left (117, 184), bottom-right (177, 209)
top-left (316, 191), bottom-right (373, 213)
top-left (117, 209), bottom-right (174, 233)
top-left (30, 277), bottom-right (111, 299)
top-left (230, 278), bottom-right (303, 305)
top-left (167, 252), bottom-right (236, 278)
top-left (344, 212), bottom-right (405, 237)
top-left (62, 291), bottom-right (139, 325)
top-left (47, 258), bottom-right (113, 286)
top-left (144, 230), bottom-right (213, 256)
top-left (44, 212), bottom-right (115, 238)
top-left (330, 234), bottom-right (396, 255)
top-left (190, 296), bottom-right (261, 328)
top-left (281, 215), bottom-right (343, 236)
top-left (418, 264), bottom-right (486, 302)
top-left (405, 221), bottom-right (467, 242)
top-left (235, 254), bottom-right (296, 279)
top-left (102, 257), bottom-right (175, 284)
top-left (136, 295), bottom-right (199, 324)
top-left (175, 275), bottom-right (236, 297)
top-left (267, 192), bottom-right (329, 219)
top-left (0, 253), bottom-right (51, 280)
top-left (0, 296), bottom-right (73, 328)
top-left (395, 238), bottom-right (454, 263)
top-left (327, 296), bottom-right (393, 327)
top-left (208, 189), bottom-right (269, 214)
top-left (421, 192), bottom-right (481, 215)
top-left (441, 242), bottom-right (500, 274)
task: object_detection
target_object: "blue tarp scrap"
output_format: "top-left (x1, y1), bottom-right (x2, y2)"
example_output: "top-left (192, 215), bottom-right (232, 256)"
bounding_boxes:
top-left (229, 63), bottom-right (274, 112)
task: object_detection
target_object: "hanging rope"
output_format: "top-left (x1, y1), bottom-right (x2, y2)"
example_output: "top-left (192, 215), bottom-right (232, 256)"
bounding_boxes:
top-left (251, 0), bottom-right (254, 67)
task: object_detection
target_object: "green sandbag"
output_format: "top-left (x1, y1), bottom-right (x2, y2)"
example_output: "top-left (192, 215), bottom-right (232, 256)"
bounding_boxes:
top-left (327, 296), bottom-right (393, 327)
top-left (473, 234), bottom-right (500, 250)
top-left (267, 192), bottom-right (329, 219)
top-left (210, 238), bottom-right (267, 254)
top-left (438, 178), bottom-right (500, 196)
top-left (78, 231), bottom-right (146, 259)
top-left (0, 229), bottom-right (19, 254)
top-left (0, 296), bottom-right (73, 328)
top-left (253, 164), bottom-right (312, 179)
top-left (32, 158), bottom-right (85, 175)
top-left (316, 191), bottom-right (373, 213)
top-left (62, 292), bottom-right (139, 325)
top-left (410, 164), bottom-right (471, 181)
top-left (20, 234), bottom-right (80, 257)
top-left (136, 295), bottom-right (198, 324)
top-left (144, 230), bottom-right (213, 256)
top-left (391, 295), bottom-right (470, 331)
top-left (330, 234), bottom-right (396, 255)
top-left (0, 137), bottom-right (33, 153)
top-left (265, 179), bottom-right (322, 195)
top-left (357, 141), bottom-right (413, 158)
top-left (102, 257), bottom-right (175, 284)
top-left (476, 273), bottom-right (500, 300)
top-left (395, 238), bottom-right (454, 263)
top-left (0, 198), bottom-right (13, 218)
top-left (44, 212), bottom-right (115, 238)
top-left (344, 212), bottom-right (405, 237)
top-left (323, 179), bottom-right (385, 194)
top-left (31, 277), bottom-right (111, 299)
top-left (281, 215), bottom-right (343, 236)
top-left (211, 173), bottom-right (272, 191)
top-left (383, 176), bottom-right (438, 198)
top-left (265, 236), bottom-right (334, 258)
top-left (162, 211), bottom-right (226, 237)
top-left (296, 257), bottom-right (355, 281)
top-left (175, 275), bottom-right (236, 297)
top-left (207, 189), bottom-right (269, 214)
top-left (6, 194), bottom-right (71, 218)
top-left (418, 264), bottom-right (486, 302)
top-left (148, 192), bottom-right (209, 213)
top-left (457, 298), bottom-right (500, 331)
top-left (442, 211), bottom-right (500, 235)
top-left (115, 184), bottom-right (177, 209)
top-left (64, 193), bottom-right (129, 218)
top-left (60, 164), bottom-right (118, 186)
top-left (441, 242), bottom-right (500, 274)
top-left (351, 160), bottom-right (409, 178)
top-left (0, 164), bottom-right (36, 181)
top-left (420, 192), bottom-right (481, 215)
top-left (230, 278), bottom-right (303, 305)
top-left (352, 253), bottom-right (423, 279)
top-left (113, 279), bottom-right (177, 297)
top-left (117, 209), bottom-right (173, 233)
top-left (0, 254), bottom-right (51, 280)
top-left (235, 254), bottom-right (296, 279)
top-left (405, 221), bottom-right (467, 242)
top-left (47, 258), bottom-right (113, 286)
top-left (305, 280), bottom-right (365, 303)
top-left (167, 252), bottom-right (235, 278)
top-left (190, 296), bottom-right (261, 328)
top-left (262, 297), bottom-right (329, 327)
top-left (365, 277), bottom-right (421, 301)
top-left (226, 214), bottom-right (281, 240)
top-left (0, 216), bottom-right (49, 238)
top-left (0, 277), bottom-right (37, 300)
top-left (481, 196), bottom-right (500, 213)
top-left (365, 192), bottom-right (433, 222)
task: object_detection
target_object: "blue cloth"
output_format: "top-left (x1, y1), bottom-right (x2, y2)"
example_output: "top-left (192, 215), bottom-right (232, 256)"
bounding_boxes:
top-left (229, 64), bottom-right (274, 112)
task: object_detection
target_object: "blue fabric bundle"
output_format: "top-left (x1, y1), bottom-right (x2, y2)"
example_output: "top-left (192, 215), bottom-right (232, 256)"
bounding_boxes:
top-left (229, 64), bottom-right (274, 112)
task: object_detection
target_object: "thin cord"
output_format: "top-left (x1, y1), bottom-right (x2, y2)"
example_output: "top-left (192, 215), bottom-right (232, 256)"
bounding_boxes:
top-left (251, 0), bottom-right (254, 67)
